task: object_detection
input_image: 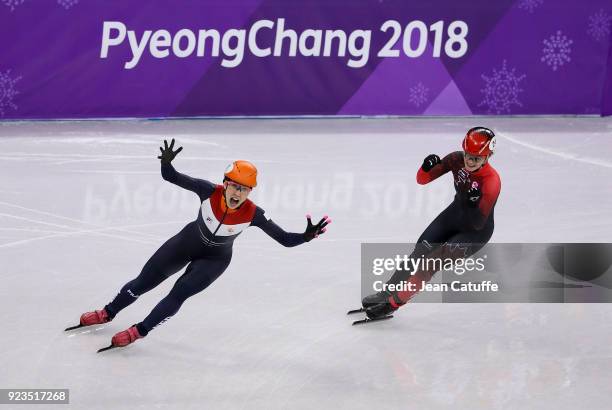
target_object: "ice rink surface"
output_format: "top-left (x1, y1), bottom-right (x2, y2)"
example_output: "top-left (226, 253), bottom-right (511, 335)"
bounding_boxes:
top-left (1, 117), bottom-right (611, 409)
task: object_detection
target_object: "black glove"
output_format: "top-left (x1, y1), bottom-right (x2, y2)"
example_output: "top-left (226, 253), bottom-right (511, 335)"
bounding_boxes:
top-left (421, 154), bottom-right (441, 172)
top-left (158, 138), bottom-right (183, 165)
top-left (303, 214), bottom-right (331, 242)
top-left (465, 183), bottom-right (482, 207)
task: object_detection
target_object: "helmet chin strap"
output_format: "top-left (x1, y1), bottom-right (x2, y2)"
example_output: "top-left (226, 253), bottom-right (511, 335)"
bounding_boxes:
top-left (222, 181), bottom-right (233, 210)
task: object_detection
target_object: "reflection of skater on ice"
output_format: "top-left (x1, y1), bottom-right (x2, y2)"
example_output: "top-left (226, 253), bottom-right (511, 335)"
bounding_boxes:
top-left (361, 127), bottom-right (502, 321)
top-left (66, 139), bottom-right (331, 351)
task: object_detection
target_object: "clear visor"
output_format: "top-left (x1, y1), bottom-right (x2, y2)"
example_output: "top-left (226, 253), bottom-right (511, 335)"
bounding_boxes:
top-left (225, 180), bottom-right (252, 194)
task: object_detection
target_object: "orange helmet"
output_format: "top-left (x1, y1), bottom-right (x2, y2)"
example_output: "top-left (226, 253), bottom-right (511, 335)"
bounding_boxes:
top-left (462, 127), bottom-right (496, 156)
top-left (224, 160), bottom-right (258, 188)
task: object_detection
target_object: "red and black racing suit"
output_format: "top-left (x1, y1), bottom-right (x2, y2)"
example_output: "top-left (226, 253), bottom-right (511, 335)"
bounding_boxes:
top-left (388, 151), bottom-right (501, 307)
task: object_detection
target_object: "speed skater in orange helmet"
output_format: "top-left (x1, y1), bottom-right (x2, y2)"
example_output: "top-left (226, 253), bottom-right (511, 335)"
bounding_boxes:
top-left (67, 138), bottom-right (331, 351)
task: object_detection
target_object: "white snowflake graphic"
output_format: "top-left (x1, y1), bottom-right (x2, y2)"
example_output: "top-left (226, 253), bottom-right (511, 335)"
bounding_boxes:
top-left (518, 0), bottom-right (544, 13)
top-left (57, 0), bottom-right (78, 9)
top-left (0, 70), bottom-right (22, 117)
top-left (2, 0), bottom-right (25, 11)
top-left (479, 60), bottom-right (526, 115)
top-left (409, 82), bottom-right (429, 108)
top-left (587, 9), bottom-right (612, 41)
top-left (541, 30), bottom-right (573, 71)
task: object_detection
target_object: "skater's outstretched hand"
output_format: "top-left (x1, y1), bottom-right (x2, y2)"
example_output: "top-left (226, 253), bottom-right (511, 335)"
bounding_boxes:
top-left (158, 138), bottom-right (183, 165)
top-left (303, 214), bottom-right (331, 241)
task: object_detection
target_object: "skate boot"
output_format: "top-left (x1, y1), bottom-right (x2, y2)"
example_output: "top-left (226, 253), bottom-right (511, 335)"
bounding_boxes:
top-left (361, 290), bottom-right (393, 308)
top-left (80, 309), bottom-right (110, 326)
top-left (111, 325), bottom-right (143, 347)
top-left (362, 290), bottom-right (400, 319)
top-left (65, 308), bottom-right (111, 331)
top-left (365, 301), bottom-right (398, 319)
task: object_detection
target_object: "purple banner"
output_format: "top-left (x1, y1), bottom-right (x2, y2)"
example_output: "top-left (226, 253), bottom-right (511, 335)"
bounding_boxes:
top-left (1, 0), bottom-right (611, 119)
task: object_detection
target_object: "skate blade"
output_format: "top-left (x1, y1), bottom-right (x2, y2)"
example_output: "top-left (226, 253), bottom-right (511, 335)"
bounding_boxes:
top-left (97, 344), bottom-right (118, 353)
top-left (64, 324), bottom-right (86, 331)
top-left (352, 315), bottom-right (393, 326)
top-left (347, 307), bottom-right (365, 315)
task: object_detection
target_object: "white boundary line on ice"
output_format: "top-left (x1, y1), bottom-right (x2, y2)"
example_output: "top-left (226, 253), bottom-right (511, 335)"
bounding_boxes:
top-left (0, 200), bottom-right (161, 240)
top-left (499, 132), bottom-right (612, 169)
top-left (0, 198), bottom-right (192, 249)
top-left (0, 213), bottom-right (157, 247)
top-left (0, 229), bottom-right (148, 249)
top-left (0, 218), bottom-right (187, 249)
top-left (0, 227), bottom-right (67, 234)
top-left (0, 198), bottom-right (193, 247)
top-left (0, 212), bottom-right (79, 231)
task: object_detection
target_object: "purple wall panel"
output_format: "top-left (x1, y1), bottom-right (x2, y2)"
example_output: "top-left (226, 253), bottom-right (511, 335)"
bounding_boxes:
top-left (0, 0), bottom-right (610, 118)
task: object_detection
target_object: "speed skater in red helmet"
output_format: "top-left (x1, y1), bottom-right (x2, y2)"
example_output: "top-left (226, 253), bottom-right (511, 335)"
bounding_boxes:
top-left (67, 138), bottom-right (331, 351)
top-left (361, 127), bottom-right (501, 320)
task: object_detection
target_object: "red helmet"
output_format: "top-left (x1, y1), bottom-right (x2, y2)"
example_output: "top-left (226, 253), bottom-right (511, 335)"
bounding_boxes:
top-left (462, 127), bottom-right (496, 156)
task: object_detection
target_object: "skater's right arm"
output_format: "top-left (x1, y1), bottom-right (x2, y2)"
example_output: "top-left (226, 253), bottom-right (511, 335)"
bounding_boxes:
top-left (416, 152), bottom-right (459, 184)
top-left (158, 138), bottom-right (216, 201)
top-left (161, 163), bottom-right (216, 201)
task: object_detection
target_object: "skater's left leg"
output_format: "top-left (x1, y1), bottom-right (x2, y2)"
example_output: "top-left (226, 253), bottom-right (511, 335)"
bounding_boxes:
top-left (391, 221), bottom-right (494, 307)
top-left (364, 226), bottom-right (493, 319)
top-left (385, 203), bottom-right (462, 288)
top-left (103, 228), bottom-right (194, 319)
top-left (135, 256), bottom-right (231, 337)
top-left (362, 203), bottom-right (460, 312)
